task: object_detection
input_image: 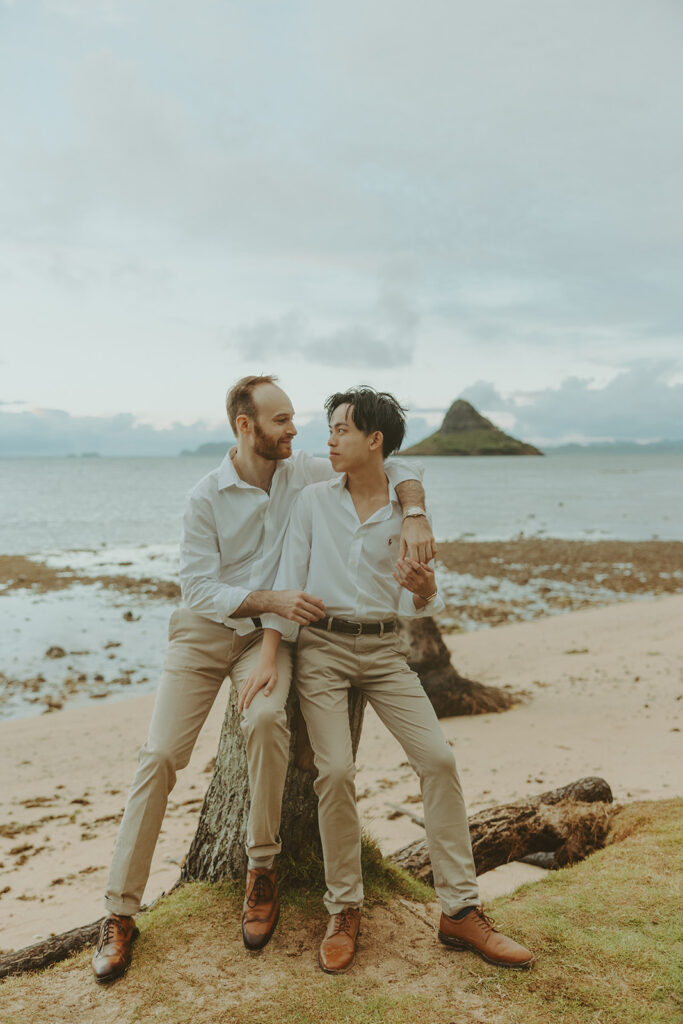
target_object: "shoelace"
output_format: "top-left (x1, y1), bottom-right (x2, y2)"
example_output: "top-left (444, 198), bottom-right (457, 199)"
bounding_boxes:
top-left (98, 917), bottom-right (123, 950)
top-left (331, 909), bottom-right (357, 936)
top-left (247, 874), bottom-right (274, 907)
top-left (471, 907), bottom-right (499, 934)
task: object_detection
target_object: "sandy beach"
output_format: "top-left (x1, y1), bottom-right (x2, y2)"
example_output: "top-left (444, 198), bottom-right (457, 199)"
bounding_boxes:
top-left (1, 590), bottom-right (681, 954)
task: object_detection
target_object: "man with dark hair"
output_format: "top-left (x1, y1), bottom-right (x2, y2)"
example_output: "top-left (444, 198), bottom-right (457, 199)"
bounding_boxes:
top-left (92, 376), bottom-right (433, 982)
top-left (324, 386), bottom-right (407, 457)
top-left (243, 387), bottom-right (535, 975)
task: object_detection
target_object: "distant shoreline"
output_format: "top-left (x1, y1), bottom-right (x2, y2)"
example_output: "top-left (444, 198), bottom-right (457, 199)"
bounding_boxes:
top-left (3, 439), bottom-right (682, 458)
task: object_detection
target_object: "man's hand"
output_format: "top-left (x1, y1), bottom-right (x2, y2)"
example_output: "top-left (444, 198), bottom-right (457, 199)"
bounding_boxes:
top-left (393, 558), bottom-right (437, 600)
top-left (270, 590), bottom-right (326, 624)
top-left (399, 516), bottom-right (437, 563)
top-left (238, 662), bottom-right (278, 712)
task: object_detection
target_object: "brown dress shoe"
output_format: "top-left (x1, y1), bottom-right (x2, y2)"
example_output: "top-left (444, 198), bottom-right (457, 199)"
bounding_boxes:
top-left (242, 867), bottom-right (280, 950)
top-left (438, 907), bottom-right (534, 969)
top-left (91, 914), bottom-right (139, 983)
top-left (319, 908), bottom-right (361, 974)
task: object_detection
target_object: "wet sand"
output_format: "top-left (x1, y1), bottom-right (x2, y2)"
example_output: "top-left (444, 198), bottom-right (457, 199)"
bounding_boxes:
top-left (2, 539), bottom-right (682, 716)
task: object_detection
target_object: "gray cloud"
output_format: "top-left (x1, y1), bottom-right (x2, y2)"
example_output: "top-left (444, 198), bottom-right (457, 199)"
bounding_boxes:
top-left (460, 362), bottom-right (683, 442)
top-left (0, 408), bottom-right (232, 457)
top-left (231, 289), bottom-right (419, 368)
top-left (0, 404), bottom-right (433, 458)
top-left (3, 1), bottom-right (682, 343)
top-left (3, 359), bottom-right (680, 456)
top-left (2, 0), bottom-right (683, 414)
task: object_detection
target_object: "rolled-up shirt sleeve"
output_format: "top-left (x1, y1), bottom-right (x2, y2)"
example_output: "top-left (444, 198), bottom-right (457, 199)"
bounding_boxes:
top-left (385, 455), bottom-right (423, 486)
top-left (261, 491), bottom-right (313, 641)
top-left (179, 492), bottom-right (250, 623)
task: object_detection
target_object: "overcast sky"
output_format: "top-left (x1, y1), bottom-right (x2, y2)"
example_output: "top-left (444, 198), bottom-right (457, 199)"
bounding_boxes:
top-left (1, 0), bottom-right (682, 453)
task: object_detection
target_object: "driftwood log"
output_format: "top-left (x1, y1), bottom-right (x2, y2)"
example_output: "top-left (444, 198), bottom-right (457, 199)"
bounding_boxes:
top-left (390, 776), bottom-right (614, 883)
top-left (0, 920), bottom-right (102, 981)
top-left (400, 618), bottom-right (516, 717)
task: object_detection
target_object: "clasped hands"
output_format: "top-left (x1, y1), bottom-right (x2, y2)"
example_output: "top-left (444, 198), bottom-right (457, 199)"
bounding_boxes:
top-left (239, 527), bottom-right (437, 711)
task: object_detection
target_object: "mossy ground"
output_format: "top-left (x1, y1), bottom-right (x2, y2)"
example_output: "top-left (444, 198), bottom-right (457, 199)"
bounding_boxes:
top-left (2, 800), bottom-right (681, 1024)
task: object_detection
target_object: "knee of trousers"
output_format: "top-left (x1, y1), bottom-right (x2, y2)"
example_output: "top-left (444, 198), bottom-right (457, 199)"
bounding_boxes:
top-left (314, 760), bottom-right (356, 798)
top-left (420, 744), bottom-right (458, 780)
top-left (137, 743), bottom-right (182, 783)
top-left (241, 703), bottom-right (289, 740)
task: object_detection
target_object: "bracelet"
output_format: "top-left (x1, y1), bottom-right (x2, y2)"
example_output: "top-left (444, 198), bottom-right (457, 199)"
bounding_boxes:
top-left (421, 590), bottom-right (438, 603)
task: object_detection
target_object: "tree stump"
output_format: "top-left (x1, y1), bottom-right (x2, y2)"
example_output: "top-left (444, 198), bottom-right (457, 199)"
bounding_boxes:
top-left (181, 684), bottom-right (366, 884)
top-left (399, 617), bottom-right (515, 717)
top-left (183, 617), bottom-right (515, 884)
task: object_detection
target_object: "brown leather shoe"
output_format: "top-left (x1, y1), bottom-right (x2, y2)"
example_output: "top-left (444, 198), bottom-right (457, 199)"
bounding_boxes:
top-left (438, 907), bottom-right (534, 969)
top-left (318, 908), bottom-right (361, 974)
top-left (242, 867), bottom-right (280, 950)
top-left (91, 914), bottom-right (139, 983)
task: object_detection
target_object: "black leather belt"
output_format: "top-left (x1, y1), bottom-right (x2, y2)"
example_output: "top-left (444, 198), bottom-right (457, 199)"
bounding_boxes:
top-left (252, 617), bottom-right (262, 628)
top-left (310, 616), bottom-right (397, 637)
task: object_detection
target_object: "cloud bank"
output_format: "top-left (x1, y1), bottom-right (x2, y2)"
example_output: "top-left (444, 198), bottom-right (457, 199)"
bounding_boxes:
top-left (2, 363), bottom-right (680, 455)
top-left (461, 363), bottom-right (683, 443)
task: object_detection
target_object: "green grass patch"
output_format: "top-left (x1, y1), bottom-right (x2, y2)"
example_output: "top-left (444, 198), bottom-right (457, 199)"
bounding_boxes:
top-left (462, 798), bottom-right (683, 1024)
top-left (2, 799), bottom-right (681, 1024)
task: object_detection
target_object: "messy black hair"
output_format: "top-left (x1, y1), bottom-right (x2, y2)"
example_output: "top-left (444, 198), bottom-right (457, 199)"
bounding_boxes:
top-left (324, 386), bottom-right (407, 458)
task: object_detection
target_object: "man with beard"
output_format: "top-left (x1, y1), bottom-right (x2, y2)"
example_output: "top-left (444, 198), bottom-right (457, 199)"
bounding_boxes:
top-left (92, 374), bottom-right (433, 982)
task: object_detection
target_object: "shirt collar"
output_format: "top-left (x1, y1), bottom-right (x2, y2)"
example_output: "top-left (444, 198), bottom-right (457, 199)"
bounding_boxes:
top-left (217, 452), bottom-right (289, 491)
top-left (331, 472), bottom-right (399, 506)
top-left (217, 452), bottom-right (241, 490)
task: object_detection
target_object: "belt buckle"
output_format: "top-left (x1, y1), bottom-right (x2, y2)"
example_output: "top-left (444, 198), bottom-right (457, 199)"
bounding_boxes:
top-left (349, 621), bottom-right (362, 636)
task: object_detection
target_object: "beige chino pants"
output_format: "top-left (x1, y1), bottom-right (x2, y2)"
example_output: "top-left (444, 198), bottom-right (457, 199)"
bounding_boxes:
top-left (295, 626), bottom-right (480, 917)
top-left (104, 608), bottom-right (293, 917)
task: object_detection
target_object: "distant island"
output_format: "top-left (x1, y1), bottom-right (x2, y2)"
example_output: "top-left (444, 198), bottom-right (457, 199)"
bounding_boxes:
top-left (181, 442), bottom-right (231, 457)
top-left (545, 439), bottom-right (683, 454)
top-left (401, 399), bottom-right (542, 456)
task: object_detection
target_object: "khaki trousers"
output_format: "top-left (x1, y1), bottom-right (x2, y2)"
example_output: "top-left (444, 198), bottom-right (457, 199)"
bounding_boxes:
top-left (104, 608), bottom-right (293, 917)
top-left (296, 626), bottom-right (480, 917)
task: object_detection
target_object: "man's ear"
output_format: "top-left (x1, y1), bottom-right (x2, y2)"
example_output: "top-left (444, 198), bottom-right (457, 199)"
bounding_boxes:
top-left (234, 414), bottom-right (251, 436)
top-left (368, 430), bottom-right (384, 452)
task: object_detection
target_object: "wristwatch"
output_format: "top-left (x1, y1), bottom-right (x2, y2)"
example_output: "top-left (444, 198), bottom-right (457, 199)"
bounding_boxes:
top-left (402, 505), bottom-right (427, 520)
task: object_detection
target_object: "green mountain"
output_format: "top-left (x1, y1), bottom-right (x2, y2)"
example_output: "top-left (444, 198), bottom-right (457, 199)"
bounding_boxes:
top-left (401, 399), bottom-right (542, 456)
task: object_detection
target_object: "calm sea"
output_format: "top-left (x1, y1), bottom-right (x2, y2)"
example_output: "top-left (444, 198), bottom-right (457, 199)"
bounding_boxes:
top-left (1, 452), bottom-right (681, 555)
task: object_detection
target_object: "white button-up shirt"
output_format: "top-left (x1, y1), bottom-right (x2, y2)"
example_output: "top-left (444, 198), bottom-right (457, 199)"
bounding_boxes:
top-left (179, 449), bottom-right (423, 634)
top-left (263, 473), bottom-right (444, 642)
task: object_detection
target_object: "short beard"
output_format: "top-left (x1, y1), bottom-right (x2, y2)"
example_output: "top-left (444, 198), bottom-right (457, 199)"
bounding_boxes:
top-left (253, 422), bottom-right (289, 461)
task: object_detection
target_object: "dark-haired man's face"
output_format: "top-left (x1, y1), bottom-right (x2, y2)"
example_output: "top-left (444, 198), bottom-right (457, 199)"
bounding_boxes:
top-left (327, 403), bottom-right (382, 472)
top-left (250, 384), bottom-right (297, 461)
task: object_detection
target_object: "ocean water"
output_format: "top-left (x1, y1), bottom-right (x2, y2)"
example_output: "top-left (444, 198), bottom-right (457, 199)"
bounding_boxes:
top-left (1, 451), bottom-right (680, 721)
top-left (0, 452), bottom-right (681, 556)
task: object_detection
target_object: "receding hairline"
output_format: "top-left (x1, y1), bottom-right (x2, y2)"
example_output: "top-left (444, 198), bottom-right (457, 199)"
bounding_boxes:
top-left (225, 373), bottom-right (286, 432)
top-left (250, 382), bottom-right (294, 416)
